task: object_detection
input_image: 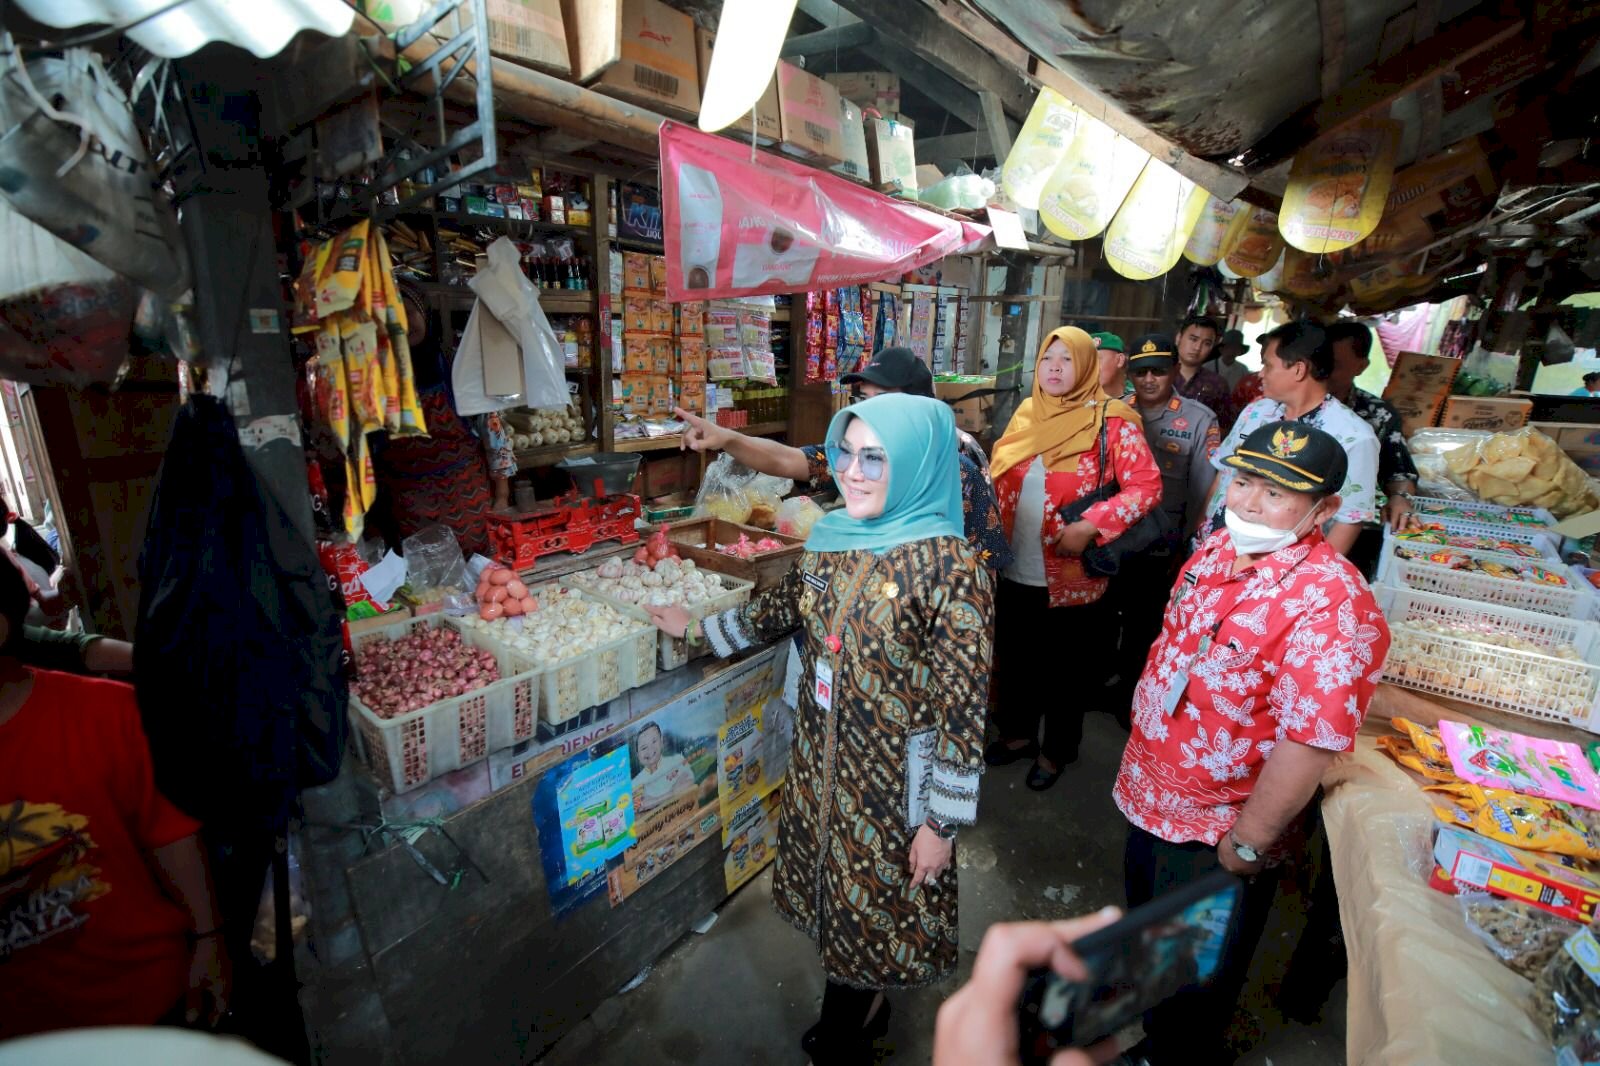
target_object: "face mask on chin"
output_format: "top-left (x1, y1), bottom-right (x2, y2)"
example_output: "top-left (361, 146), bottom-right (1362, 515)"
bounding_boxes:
top-left (1224, 505), bottom-right (1316, 556)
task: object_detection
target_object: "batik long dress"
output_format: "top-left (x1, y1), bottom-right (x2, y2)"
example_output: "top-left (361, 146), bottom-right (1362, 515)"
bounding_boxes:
top-left (703, 536), bottom-right (993, 989)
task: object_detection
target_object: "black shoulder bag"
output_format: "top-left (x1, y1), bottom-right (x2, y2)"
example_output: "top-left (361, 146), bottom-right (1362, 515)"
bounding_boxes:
top-left (1056, 420), bottom-right (1173, 578)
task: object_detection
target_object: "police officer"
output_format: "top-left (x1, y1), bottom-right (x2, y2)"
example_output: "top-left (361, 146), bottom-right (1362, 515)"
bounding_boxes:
top-left (1105, 333), bottom-right (1220, 725)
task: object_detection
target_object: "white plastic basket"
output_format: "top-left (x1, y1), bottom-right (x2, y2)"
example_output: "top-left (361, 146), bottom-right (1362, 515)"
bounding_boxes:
top-left (1396, 514), bottom-right (1563, 556)
top-left (1375, 528), bottom-right (1562, 585)
top-left (349, 615), bottom-right (539, 793)
top-left (565, 567), bottom-right (756, 670)
top-left (1409, 496), bottom-right (1556, 530)
top-left (461, 590), bottom-right (660, 726)
top-left (1377, 540), bottom-right (1593, 619)
top-left (1374, 585), bottom-right (1600, 732)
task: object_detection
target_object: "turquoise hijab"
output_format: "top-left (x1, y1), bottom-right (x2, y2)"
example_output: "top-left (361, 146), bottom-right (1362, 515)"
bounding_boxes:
top-left (805, 394), bottom-right (964, 554)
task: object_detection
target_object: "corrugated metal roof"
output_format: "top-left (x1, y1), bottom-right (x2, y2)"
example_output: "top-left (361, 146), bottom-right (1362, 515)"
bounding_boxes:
top-left (15, 0), bottom-right (355, 58)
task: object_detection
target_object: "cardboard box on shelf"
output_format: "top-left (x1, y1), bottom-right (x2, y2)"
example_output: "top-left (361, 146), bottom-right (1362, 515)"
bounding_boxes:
top-left (935, 376), bottom-right (996, 434)
top-left (483, 0), bottom-right (570, 75)
top-left (694, 27), bottom-right (781, 144)
top-left (649, 299), bottom-right (674, 334)
top-left (830, 98), bottom-right (871, 183)
top-left (866, 117), bottom-right (917, 195)
top-left (623, 297), bottom-right (652, 334)
top-left (1439, 396), bottom-right (1534, 432)
top-left (563, 0), bottom-right (700, 117)
top-left (1383, 350), bottom-right (1460, 437)
top-left (623, 250), bottom-right (652, 293)
top-left (623, 336), bottom-right (652, 374)
top-left (650, 337), bottom-right (674, 375)
top-left (775, 61), bottom-right (843, 165)
top-left (648, 374), bottom-right (673, 415)
top-left (640, 452), bottom-right (695, 496)
top-left (824, 71), bottom-right (900, 118)
top-left (677, 338), bottom-right (707, 378)
top-left (649, 255), bottom-right (669, 294)
top-left (676, 301), bottom-right (705, 337)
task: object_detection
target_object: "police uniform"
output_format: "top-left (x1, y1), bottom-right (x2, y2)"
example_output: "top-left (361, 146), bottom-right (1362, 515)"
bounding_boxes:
top-left (1105, 335), bottom-right (1219, 727)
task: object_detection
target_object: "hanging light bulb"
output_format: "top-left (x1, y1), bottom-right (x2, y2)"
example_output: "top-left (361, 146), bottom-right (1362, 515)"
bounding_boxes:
top-left (699, 0), bottom-right (800, 133)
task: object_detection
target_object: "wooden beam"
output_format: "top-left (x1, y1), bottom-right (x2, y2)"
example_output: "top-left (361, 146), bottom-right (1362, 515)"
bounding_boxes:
top-left (796, 0), bottom-right (859, 28)
top-left (916, 129), bottom-right (993, 162)
top-left (781, 22), bottom-right (874, 57)
top-left (833, 0), bottom-right (1034, 119)
top-left (1237, 13), bottom-right (1527, 170)
top-left (1317, 0), bottom-right (1347, 99)
top-left (905, 0), bottom-right (1249, 202)
top-left (978, 90), bottom-right (1012, 160)
top-left (872, 38), bottom-right (984, 129)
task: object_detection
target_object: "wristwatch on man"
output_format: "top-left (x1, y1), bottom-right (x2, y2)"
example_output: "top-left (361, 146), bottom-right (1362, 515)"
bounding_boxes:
top-left (1228, 831), bottom-right (1261, 864)
top-left (925, 815), bottom-right (958, 840)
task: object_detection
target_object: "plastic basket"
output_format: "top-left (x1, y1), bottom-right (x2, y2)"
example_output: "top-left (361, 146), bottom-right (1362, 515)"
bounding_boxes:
top-left (565, 565), bottom-right (755, 670)
top-left (1376, 540), bottom-right (1593, 619)
top-left (1396, 515), bottom-right (1563, 556)
top-left (1374, 585), bottom-right (1600, 732)
top-left (1409, 496), bottom-right (1556, 529)
top-left (462, 589), bottom-right (660, 726)
top-left (1376, 528), bottom-right (1562, 585)
top-left (348, 615), bottom-right (539, 793)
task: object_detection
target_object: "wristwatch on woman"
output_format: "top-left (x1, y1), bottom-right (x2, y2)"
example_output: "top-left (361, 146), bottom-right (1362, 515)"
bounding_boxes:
top-left (1228, 831), bottom-right (1261, 864)
top-left (925, 814), bottom-right (958, 840)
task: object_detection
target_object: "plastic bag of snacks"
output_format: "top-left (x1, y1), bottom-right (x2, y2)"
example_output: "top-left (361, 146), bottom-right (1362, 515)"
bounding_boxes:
top-left (693, 454), bottom-right (793, 527)
top-left (1410, 426), bottom-right (1600, 517)
top-left (1426, 782), bottom-right (1600, 862)
top-left (775, 495), bottom-right (825, 539)
top-left (400, 524), bottom-right (474, 615)
top-left (1375, 718), bottom-right (1460, 783)
top-left (1459, 890), bottom-right (1579, 980)
top-left (1535, 927), bottom-right (1600, 1063)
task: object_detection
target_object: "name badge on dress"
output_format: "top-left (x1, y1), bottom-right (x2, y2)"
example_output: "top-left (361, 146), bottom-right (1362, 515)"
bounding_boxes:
top-left (814, 659), bottom-right (834, 711)
top-left (1162, 635), bottom-right (1211, 718)
top-left (802, 570), bottom-right (827, 593)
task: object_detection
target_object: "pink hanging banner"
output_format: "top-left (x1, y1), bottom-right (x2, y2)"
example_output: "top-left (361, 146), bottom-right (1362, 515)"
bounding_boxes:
top-left (660, 120), bottom-right (989, 302)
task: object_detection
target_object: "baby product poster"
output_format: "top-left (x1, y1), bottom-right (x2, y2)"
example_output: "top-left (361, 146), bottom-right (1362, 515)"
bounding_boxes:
top-left (717, 700), bottom-right (791, 827)
top-left (724, 789), bottom-right (782, 894)
top-left (659, 121), bottom-right (988, 301)
top-left (533, 746), bottom-right (634, 918)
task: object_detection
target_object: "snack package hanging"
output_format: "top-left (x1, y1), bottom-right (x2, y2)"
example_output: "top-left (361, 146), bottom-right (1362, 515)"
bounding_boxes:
top-left (1251, 249), bottom-right (1287, 295)
top-left (312, 319), bottom-right (351, 451)
top-left (1279, 116), bottom-right (1401, 254)
top-left (1275, 248), bottom-right (1342, 301)
top-left (340, 313), bottom-right (385, 433)
top-left (316, 220), bottom-right (371, 320)
top-left (1000, 87), bottom-right (1080, 210)
top-left (1103, 159), bottom-right (1208, 281)
top-left (342, 431), bottom-right (377, 541)
top-left (292, 237), bottom-right (335, 334)
top-left (363, 240), bottom-right (401, 433)
top-left (1426, 782), bottom-right (1600, 862)
top-left (1039, 114), bottom-right (1148, 241)
top-left (1183, 194), bottom-right (1244, 266)
top-left (1221, 206), bottom-right (1285, 278)
top-left (372, 229), bottom-right (426, 436)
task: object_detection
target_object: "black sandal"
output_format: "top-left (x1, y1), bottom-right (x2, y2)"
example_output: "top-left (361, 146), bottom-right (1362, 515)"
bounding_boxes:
top-left (1025, 761), bottom-right (1064, 791)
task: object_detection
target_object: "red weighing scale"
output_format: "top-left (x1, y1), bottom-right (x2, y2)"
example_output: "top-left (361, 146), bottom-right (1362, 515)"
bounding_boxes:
top-left (485, 457), bottom-right (642, 569)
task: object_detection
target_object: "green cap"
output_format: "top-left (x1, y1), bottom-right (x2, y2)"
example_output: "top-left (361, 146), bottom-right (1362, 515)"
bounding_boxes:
top-left (1091, 332), bottom-right (1125, 353)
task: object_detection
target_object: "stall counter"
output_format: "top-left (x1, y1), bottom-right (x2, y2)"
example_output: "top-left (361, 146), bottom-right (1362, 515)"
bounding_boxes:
top-left (1322, 687), bottom-right (1553, 1065)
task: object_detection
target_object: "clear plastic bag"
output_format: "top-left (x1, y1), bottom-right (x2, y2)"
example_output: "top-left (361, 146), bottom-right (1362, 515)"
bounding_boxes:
top-left (401, 524), bottom-right (474, 614)
top-left (775, 495), bottom-right (825, 539)
top-left (1535, 927), bottom-right (1600, 1062)
top-left (1458, 889), bottom-right (1578, 980)
top-left (693, 453), bottom-right (794, 527)
top-left (1409, 426), bottom-right (1600, 517)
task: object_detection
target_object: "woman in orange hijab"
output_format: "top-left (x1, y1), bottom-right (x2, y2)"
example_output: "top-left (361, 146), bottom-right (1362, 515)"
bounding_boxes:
top-left (986, 326), bottom-right (1162, 789)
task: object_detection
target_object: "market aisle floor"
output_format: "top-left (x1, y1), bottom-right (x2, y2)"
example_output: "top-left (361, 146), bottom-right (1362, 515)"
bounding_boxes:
top-left (540, 712), bottom-right (1345, 1065)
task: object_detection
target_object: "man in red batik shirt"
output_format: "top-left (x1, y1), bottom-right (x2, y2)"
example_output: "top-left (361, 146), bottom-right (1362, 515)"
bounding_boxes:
top-left (0, 553), bottom-right (231, 1038)
top-left (1112, 421), bottom-right (1390, 1065)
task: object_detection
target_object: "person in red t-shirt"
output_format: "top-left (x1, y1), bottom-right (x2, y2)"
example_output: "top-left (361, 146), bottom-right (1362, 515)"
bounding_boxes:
top-left (0, 555), bottom-right (231, 1037)
top-left (1112, 421), bottom-right (1390, 1066)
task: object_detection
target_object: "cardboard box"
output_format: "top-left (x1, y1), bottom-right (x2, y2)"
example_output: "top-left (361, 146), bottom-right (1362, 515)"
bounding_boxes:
top-left (648, 373), bottom-right (672, 415)
top-left (623, 250), bottom-right (652, 293)
top-left (623, 297), bottom-right (652, 334)
top-left (1440, 396), bottom-right (1534, 432)
top-left (623, 336), bottom-right (652, 374)
top-left (694, 27), bottom-right (781, 144)
top-left (649, 255), bottom-right (669, 294)
top-left (484, 0), bottom-right (569, 75)
top-left (1383, 350), bottom-right (1460, 437)
top-left (1433, 825), bottom-right (1600, 923)
top-left (640, 452), bottom-right (695, 496)
top-left (824, 71), bottom-right (900, 118)
top-left (566, 0), bottom-right (700, 117)
top-left (649, 337), bottom-right (674, 375)
top-left (775, 61), bottom-right (843, 165)
top-left (936, 375), bottom-right (996, 434)
top-left (676, 301), bottom-right (705, 337)
top-left (677, 338), bottom-right (707, 378)
top-left (866, 117), bottom-right (917, 194)
top-left (649, 299), bottom-right (674, 334)
top-left (830, 98), bottom-right (871, 183)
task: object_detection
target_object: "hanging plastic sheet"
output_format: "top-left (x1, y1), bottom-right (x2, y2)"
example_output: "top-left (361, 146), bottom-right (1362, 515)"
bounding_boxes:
top-left (660, 121), bottom-right (988, 302)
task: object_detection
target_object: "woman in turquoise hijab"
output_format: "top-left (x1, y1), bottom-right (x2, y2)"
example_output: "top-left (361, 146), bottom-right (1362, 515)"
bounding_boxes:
top-left (648, 395), bottom-right (994, 1064)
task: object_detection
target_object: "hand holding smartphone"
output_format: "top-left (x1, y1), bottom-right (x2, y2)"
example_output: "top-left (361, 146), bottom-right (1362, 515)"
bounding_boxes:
top-left (1017, 869), bottom-right (1245, 1063)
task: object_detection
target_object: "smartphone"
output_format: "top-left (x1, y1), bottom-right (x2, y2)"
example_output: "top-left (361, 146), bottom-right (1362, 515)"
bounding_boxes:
top-left (1017, 868), bottom-right (1244, 1061)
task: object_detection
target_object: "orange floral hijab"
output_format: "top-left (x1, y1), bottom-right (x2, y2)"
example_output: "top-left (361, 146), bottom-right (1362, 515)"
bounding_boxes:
top-left (990, 326), bottom-right (1141, 481)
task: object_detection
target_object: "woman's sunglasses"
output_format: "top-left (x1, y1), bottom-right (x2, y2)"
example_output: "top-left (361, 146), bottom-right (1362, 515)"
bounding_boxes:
top-left (828, 441), bottom-right (888, 482)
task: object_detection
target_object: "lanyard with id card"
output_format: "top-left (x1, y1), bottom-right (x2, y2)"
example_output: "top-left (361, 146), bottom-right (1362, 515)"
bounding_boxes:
top-left (810, 557), bottom-right (876, 714)
top-left (1158, 559), bottom-right (1305, 718)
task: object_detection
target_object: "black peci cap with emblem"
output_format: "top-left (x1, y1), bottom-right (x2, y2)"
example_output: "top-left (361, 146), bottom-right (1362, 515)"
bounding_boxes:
top-left (1126, 332), bottom-right (1176, 371)
top-left (1223, 421), bottom-right (1348, 495)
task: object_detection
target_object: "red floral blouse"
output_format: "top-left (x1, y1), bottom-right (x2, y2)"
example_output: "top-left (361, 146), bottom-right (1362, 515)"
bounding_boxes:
top-left (993, 415), bottom-right (1163, 607)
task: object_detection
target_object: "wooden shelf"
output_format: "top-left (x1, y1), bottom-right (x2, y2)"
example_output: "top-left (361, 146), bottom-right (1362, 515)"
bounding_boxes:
top-left (614, 235), bottom-right (664, 253)
top-left (514, 441), bottom-right (599, 469)
top-left (436, 211), bottom-right (594, 238)
top-left (771, 308), bottom-right (791, 322)
top-left (747, 421), bottom-right (789, 436)
top-left (612, 434), bottom-right (686, 453)
top-left (412, 281), bottom-right (596, 314)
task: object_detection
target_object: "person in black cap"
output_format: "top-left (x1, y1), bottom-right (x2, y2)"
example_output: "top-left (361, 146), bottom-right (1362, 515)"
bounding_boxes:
top-left (676, 347), bottom-right (1011, 572)
top-left (1111, 420), bottom-right (1389, 1066)
top-left (1213, 328), bottom-right (1251, 392)
top-left (1102, 333), bottom-right (1219, 728)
